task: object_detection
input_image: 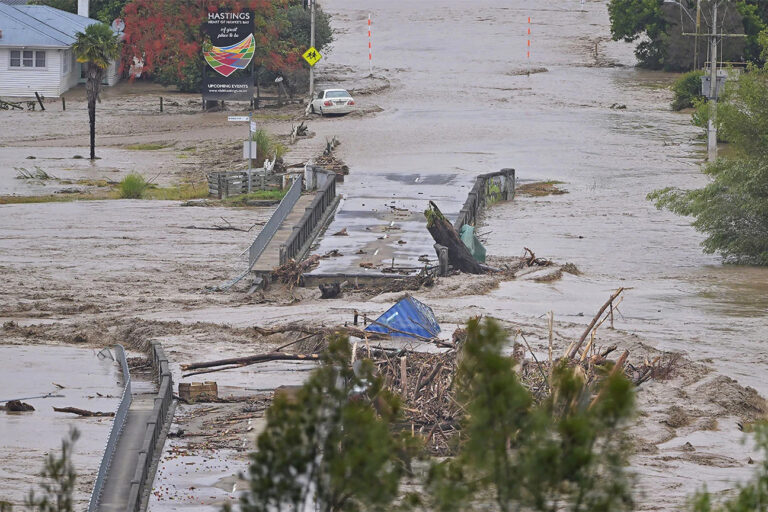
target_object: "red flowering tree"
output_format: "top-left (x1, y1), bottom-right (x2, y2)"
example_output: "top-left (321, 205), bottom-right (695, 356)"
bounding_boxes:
top-left (121, 0), bottom-right (329, 92)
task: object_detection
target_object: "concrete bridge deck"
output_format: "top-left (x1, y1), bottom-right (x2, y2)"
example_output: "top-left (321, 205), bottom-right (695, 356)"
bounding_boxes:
top-left (251, 193), bottom-right (315, 274)
top-left (98, 381), bottom-right (156, 511)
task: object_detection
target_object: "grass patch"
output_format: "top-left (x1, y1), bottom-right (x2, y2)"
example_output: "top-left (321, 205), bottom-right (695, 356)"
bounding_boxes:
top-left (145, 182), bottom-right (209, 200)
top-left (15, 166), bottom-right (57, 180)
top-left (223, 189), bottom-right (287, 206)
top-left (0, 191), bottom-right (115, 205)
top-left (124, 142), bottom-right (172, 151)
top-left (518, 181), bottom-right (567, 197)
top-left (1, 180), bottom-right (208, 204)
top-left (119, 173), bottom-right (150, 198)
top-left (251, 129), bottom-right (287, 167)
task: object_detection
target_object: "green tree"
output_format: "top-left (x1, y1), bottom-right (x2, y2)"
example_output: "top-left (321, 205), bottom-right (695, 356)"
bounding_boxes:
top-left (608, 0), bottom-right (667, 68)
top-left (72, 23), bottom-right (120, 160)
top-left (427, 318), bottom-right (635, 512)
top-left (689, 423), bottom-right (768, 511)
top-left (1, 429), bottom-right (79, 512)
top-left (238, 336), bottom-right (411, 512)
top-left (650, 67), bottom-right (768, 263)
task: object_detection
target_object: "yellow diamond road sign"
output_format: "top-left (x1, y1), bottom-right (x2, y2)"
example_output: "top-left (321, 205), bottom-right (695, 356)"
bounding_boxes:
top-left (302, 47), bottom-right (322, 67)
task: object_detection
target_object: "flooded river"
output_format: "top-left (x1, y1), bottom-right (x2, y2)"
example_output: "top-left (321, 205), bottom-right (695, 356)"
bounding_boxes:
top-left (0, 345), bottom-right (121, 507)
top-left (309, 0), bottom-right (768, 394)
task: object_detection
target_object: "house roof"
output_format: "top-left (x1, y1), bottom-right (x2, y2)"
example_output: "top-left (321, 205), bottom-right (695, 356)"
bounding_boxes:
top-left (0, 4), bottom-right (101, 48)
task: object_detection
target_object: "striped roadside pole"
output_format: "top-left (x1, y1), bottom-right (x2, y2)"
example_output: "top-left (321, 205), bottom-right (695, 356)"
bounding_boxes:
top-left (527, 16), bottom-right (531, 60)
top-left (368, 13), bottom-right (373, 75)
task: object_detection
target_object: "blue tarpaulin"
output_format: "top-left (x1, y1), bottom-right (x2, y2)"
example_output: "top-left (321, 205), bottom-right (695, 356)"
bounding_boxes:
top-left (364, 295), bottom-right (441, 339)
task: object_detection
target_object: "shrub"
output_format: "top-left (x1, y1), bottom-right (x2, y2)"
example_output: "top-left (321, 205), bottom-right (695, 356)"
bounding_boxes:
top-left (119, 173), bottom-right (149, 199)
top-left (250, 129), bottom-right (286, 167)
top-left (672, 70), bottom-right (705, 111)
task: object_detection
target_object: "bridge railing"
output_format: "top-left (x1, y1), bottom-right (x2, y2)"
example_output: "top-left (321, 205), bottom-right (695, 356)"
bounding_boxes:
top-left (454, 168), bottom-right (516, 230)
top-left (279, 167), bottom-right (337, 266)
top-left (88, 345), bottom-right (132, 512)
top-left (126, 341), bottom-right (174, 512)
top-left (248, 177), bottom-right (303, 268)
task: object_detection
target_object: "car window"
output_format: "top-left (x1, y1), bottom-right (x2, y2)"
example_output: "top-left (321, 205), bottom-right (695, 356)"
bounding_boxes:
top-left (316, 91), bottom-right (324, 99)
top-left (325, 90), bottom-right (350, 98)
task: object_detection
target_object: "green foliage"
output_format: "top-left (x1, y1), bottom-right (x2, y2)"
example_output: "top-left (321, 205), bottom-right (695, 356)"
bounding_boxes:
top-left (738, 1), bottom-right (768, 66)
top-left (28, 0), bottom-right (76, 12)
top-left (1, 429), bottom-right (79, 512)
top-left (239, 336), bottom-right (411, 512)
top-left (118, 173), bottom-right (149, 198)
top-left (29, 0), bottom-right (127, 23)
top-left (689, 422), bottom-right (768, 511)
top-left (72, 23), bottom-right (120, 70)
top-left (250, 129), bottom-right (286, 167)
top-left (427, 318), bottom-right (635, 512)
top-left (672, 70), bottom-right (705, 111)
top-left (608, 0), bottom-right (667, 69)
top-left (650, 68), bottom-right (768, 264)
top-left (282, 4), bottom-right (333, 52)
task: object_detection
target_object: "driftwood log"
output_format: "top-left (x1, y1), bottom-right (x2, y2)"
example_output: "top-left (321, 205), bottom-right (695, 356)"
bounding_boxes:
top-left (53, 407), bottom-right (114, 417)
top-left (567, 287), bottom-right (625, 359)
top-left (182, 352), bottom-right (321, 372)
top-left (425, 201), bottom-right (484, 274)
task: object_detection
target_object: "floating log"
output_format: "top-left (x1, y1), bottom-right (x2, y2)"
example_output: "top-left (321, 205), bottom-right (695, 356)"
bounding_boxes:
top-left (182, 352), bottom-right (321, 372)
top-left (53, 407), bottom-right (114, 417)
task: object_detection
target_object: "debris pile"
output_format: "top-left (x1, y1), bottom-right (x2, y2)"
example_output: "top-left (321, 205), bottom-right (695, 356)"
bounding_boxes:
top-left (367, 348), bottom-right (460, 455)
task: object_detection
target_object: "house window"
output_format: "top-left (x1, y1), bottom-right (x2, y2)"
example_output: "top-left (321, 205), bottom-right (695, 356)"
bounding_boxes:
top-left (62, 50), bottom-right (71, 74)
top-left (9, 50), bottom-right (46, 68)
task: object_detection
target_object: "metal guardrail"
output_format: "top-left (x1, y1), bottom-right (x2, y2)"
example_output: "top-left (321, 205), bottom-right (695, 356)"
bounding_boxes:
top-left (454, 168), bottom-right (516, 230)
top-left (88, 344), bottom-right (132, 512)
top-left (248, 177), bottom-right (303, 267)
top-left (126, 341), bottom-right (174, 512)
top-left (279, 167), bottom-right (337, 266)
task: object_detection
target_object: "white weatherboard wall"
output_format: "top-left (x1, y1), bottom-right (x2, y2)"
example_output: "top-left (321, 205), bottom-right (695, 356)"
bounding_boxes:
top-left (0, 48), bottom-right (69, 98)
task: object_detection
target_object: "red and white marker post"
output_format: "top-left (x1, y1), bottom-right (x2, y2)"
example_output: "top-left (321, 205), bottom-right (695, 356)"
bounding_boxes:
top-left (368, 13), bottom-right (373, 75)
top-left (527, 16), bottom-right (532, 60)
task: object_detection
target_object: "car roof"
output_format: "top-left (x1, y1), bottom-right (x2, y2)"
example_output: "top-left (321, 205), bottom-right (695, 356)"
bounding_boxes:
top-left (325, 88), bottom-right (351, 93)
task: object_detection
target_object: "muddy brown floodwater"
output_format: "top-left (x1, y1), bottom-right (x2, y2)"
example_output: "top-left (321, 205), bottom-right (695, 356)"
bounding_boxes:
top-left (0, 345), bottom-right (121, 508)
top-left (2, 0), bottom-right (767, 510)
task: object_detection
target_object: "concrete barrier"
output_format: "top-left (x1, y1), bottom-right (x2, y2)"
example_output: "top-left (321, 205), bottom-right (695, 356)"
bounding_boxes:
top-left (454, 168), bottom-right (516, 231)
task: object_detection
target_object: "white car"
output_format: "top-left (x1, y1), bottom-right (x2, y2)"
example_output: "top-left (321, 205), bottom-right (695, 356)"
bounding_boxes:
top-left (309, 89), bottom-right (355, 116)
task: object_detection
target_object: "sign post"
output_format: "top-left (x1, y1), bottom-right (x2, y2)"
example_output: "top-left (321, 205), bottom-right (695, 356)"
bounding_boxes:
top-left (228, 115), bottom-right (255, 192)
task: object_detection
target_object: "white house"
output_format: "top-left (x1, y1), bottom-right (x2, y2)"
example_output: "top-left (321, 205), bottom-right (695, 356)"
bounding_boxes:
top-left (0, 2), bottom-right (119, 98)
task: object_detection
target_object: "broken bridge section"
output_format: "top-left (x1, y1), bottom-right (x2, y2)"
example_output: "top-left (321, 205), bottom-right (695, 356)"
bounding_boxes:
top-left (304, 168), bottom-right (515, 281)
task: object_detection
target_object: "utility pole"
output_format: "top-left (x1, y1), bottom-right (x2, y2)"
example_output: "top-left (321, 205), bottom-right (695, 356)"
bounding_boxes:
top-left (309, 0), bottom-right (316, 98)
top-left (707, 2), bottom-right (718, 162)
top-left (679, 0), bottom-right (745, 161)
top-left (694, 0), bottom-right (701, 69)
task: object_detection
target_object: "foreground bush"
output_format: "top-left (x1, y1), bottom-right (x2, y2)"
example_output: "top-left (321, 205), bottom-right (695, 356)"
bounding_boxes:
top-left (118, 173), bottom-right (149, 199)
top-left (672, 70), bottom-right (705, 111)
top-left (426, 318), bottom-right (635, 512)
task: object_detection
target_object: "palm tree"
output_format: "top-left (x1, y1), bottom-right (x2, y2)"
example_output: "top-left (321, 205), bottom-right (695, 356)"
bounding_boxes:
top-left (72, 23), bottom-right (120, 160)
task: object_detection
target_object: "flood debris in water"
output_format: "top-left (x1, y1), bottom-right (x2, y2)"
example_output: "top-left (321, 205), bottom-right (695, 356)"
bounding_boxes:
top-left (517, 181), bottom-right (568, 197)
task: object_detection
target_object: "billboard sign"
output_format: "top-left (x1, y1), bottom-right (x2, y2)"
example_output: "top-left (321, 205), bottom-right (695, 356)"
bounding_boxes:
top-left (203, 9), bottom-right (254, 101)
